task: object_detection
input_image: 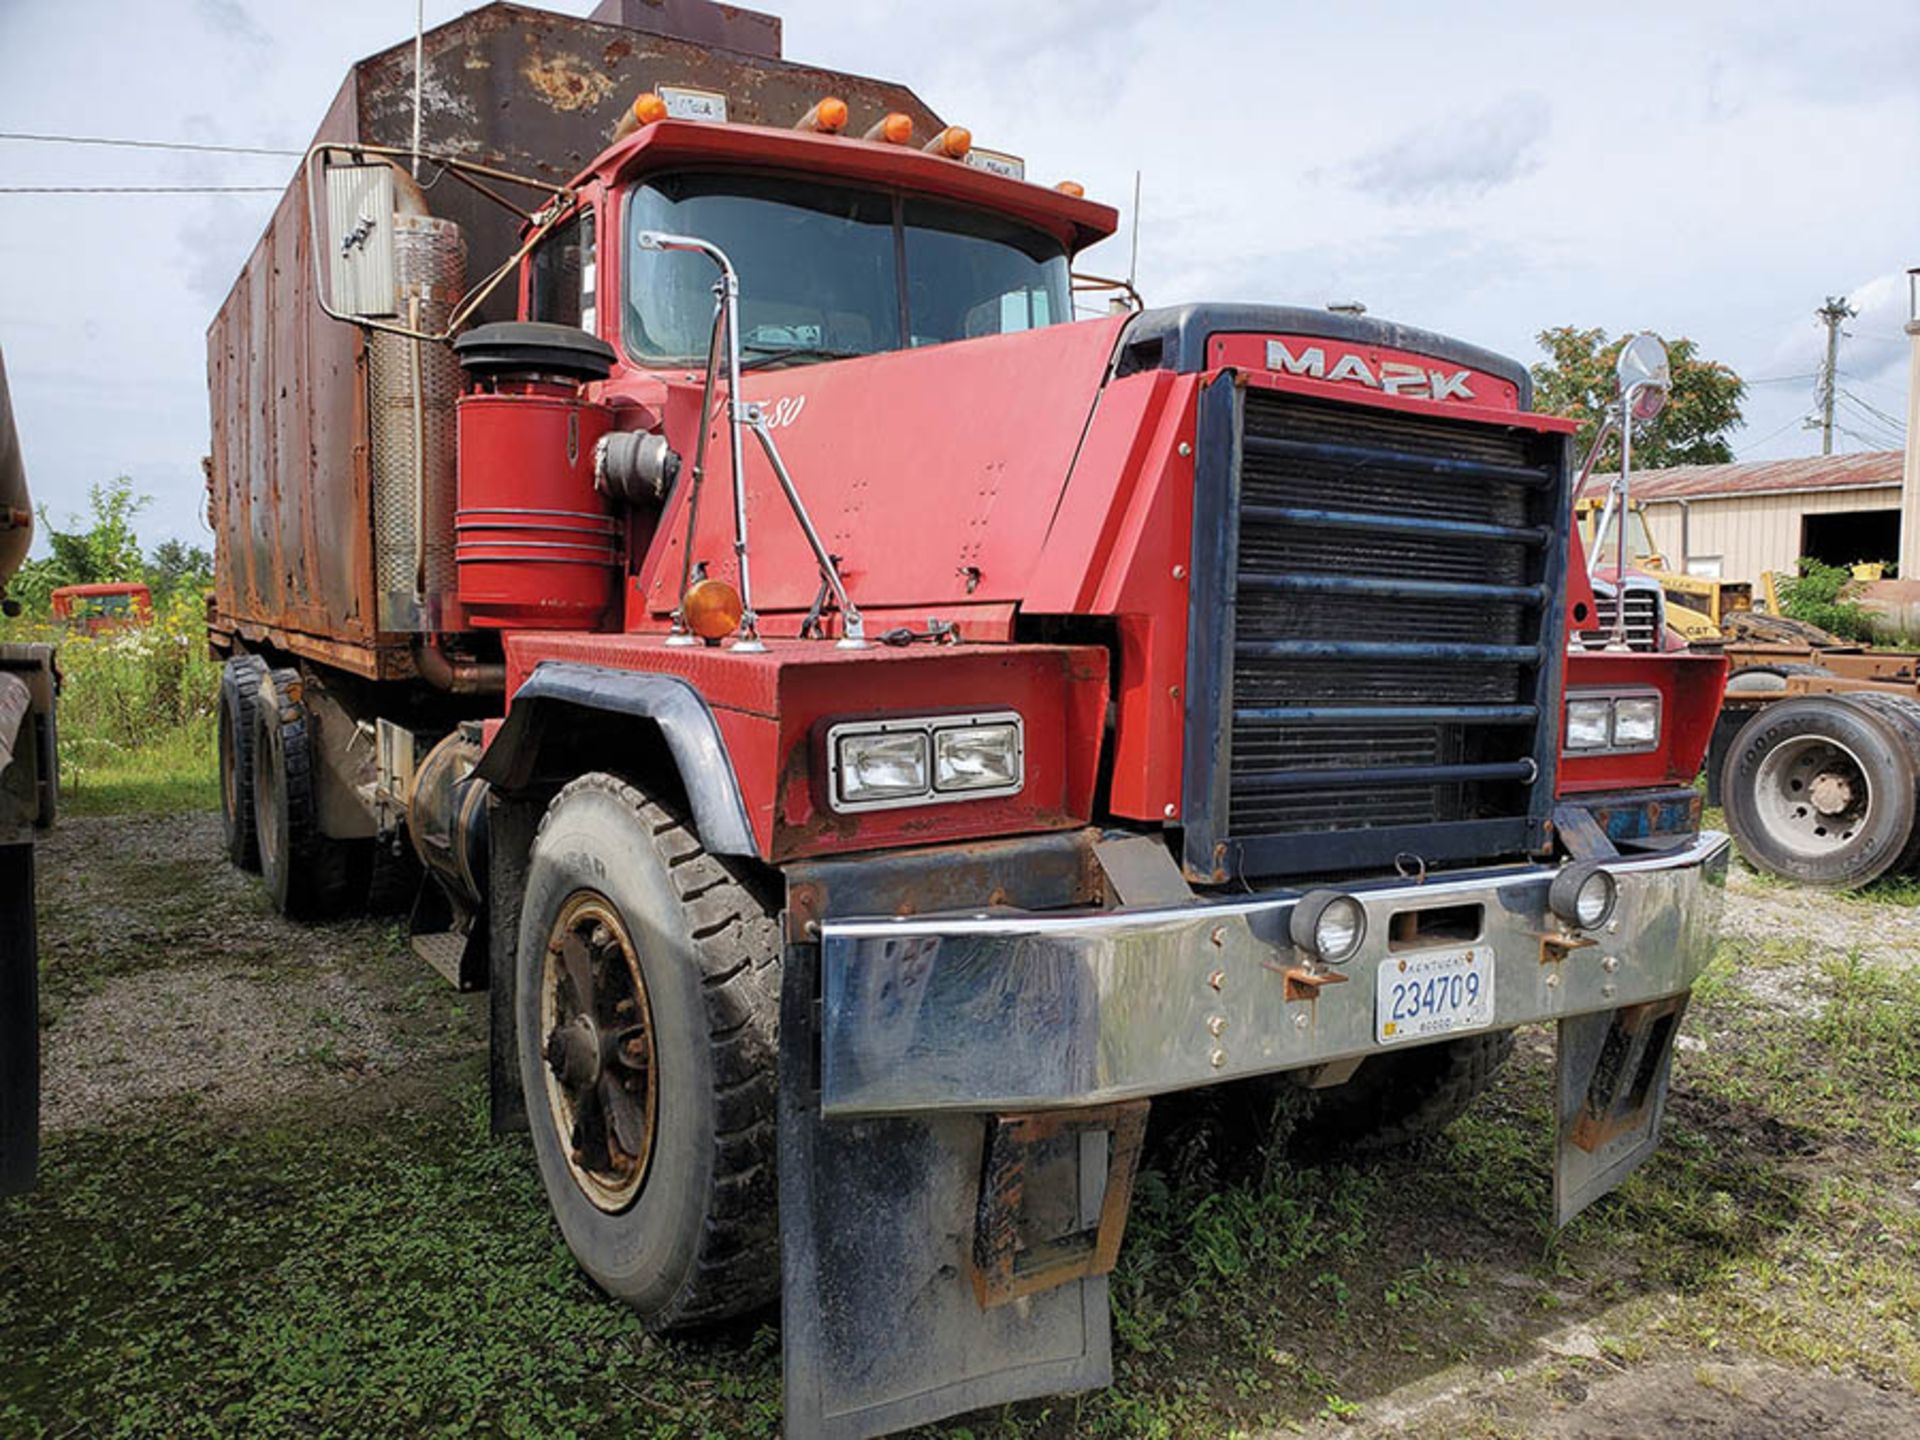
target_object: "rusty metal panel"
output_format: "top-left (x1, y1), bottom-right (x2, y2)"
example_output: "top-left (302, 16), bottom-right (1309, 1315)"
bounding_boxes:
top-left (210, 72), bottom-right (379, 651)
top-left (245, 249), bottom-right (276, 619)
top-left (588, 0), bottom-right (781, 59)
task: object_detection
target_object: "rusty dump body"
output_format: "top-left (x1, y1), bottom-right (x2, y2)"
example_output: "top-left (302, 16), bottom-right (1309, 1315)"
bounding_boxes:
top-left (205, 0), bottom-right (943, 678)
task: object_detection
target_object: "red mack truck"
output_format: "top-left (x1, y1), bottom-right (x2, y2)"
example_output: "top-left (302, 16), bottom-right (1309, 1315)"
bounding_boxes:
top-left (205, 4), bottom-right (1729, 1433)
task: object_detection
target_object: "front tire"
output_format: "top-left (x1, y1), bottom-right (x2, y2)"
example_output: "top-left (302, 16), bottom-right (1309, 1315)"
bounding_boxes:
top-left (1286, 1030), bottom-right (1516, 1156)
top-left (516, 773), bottom-right (780, 1330)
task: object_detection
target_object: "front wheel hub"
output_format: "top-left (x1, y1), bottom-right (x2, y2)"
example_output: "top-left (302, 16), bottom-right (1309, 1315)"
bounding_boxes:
top-left (540, 893), bottom-right (658, 1212)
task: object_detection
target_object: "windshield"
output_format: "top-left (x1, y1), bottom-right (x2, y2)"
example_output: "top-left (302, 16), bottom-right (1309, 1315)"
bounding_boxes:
top-left (1592, 505), bottom-right (1661, 567)
top-left (623, 172), bottom-right (1072, 367)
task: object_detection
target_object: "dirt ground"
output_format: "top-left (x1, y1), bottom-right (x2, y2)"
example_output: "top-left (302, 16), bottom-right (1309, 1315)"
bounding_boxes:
top-left (4, 812), bottom-right (1919, 1438)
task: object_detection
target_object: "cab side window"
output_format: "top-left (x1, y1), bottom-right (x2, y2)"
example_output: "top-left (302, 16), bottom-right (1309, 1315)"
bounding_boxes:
top-left (528, 210), bottom-right (596, 333)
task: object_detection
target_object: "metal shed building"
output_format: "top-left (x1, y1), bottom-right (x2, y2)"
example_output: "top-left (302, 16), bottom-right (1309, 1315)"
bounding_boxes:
top-left (1578, 451), bottom-right (1905, 584)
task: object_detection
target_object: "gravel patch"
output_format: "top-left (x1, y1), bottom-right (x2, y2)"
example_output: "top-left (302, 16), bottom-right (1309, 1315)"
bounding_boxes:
top-left (35, 810), bottom-right (450, 1132)
top-left (1719, 864), bottom-right (1920, 966)
top-left (41, 966), bottom-right (412, 1131)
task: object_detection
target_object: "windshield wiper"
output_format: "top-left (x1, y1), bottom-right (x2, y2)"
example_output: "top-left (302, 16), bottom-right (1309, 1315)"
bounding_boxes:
top-left (739, 344), bottom-right (865, 371)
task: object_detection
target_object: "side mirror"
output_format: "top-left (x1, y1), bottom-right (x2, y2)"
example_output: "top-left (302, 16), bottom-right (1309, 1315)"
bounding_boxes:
top-left (1596, 331), bottom-right (1671, 646)
top-left (1616, 331), bottom-right (1671, 423)
top-left (318, 162), bottom-right (398, 321)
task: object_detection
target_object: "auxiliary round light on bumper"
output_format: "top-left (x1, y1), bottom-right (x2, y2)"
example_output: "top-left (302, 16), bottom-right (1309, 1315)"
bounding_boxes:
top-left (1289, 889), bottom-right (1367, 964)
top-left (1548, 860), bottom-right (1617, 931)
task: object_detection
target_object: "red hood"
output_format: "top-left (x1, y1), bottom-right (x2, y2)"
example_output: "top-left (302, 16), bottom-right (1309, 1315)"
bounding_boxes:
top-left (621, 316), bottom-right (1130, 620)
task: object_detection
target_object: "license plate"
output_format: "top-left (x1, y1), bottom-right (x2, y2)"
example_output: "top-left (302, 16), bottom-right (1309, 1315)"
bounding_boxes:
top-left (1376, 945), bottom-right (1494, 1045)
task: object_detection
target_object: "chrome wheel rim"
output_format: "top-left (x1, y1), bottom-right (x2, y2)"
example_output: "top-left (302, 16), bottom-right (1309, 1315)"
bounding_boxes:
top-left (540, 891), bottom-right (659, 1213)
top-left (1754, 735), bottom-right (1871, 859)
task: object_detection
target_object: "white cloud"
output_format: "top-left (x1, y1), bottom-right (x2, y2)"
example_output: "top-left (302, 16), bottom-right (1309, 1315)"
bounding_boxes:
top-left (1347, 93), bottom-right (1551, 203)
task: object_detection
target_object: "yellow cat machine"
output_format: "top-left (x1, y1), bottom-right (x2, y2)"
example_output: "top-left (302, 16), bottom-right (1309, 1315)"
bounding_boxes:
top-left (1572, 494), bottom-right (1753, 644)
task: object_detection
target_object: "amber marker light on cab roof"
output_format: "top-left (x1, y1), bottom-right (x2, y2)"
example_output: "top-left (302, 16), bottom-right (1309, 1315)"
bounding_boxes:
top-left (611, 90), bottom-right (669, 142)
top-left (1054, 180), bottom-right (1086, 197)
top-left (864, 112), bottom-right (914, 145)
top-left (682, 578), bottom-right (745, 642)
top-left (795, 96), bottom-right (849, 133)
top-left (923, 125), bottom-right (971, 159)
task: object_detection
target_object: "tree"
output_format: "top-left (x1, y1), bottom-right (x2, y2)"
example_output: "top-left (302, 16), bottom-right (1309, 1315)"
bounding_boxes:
top-left (1531, 327), bottom-right (1746, 472)
top-left (146, 538), bottom-right (212, 610)
top-left (4, 476), bottom-right (150, 615)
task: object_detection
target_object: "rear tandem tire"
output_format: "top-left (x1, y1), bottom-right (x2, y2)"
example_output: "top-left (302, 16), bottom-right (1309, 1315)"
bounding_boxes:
top-left (218, 654), bottom-right (268, 871)
top-left (249, 666), bottom-right (358, 920)
top-left (516, 773), bottom-right (781, 1331)
top-left (1721, 694), bottom-right (1920, 888)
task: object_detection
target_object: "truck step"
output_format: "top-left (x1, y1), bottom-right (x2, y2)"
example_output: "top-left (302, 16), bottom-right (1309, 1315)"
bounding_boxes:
top-left (413, 929), bottom-right (478, 989)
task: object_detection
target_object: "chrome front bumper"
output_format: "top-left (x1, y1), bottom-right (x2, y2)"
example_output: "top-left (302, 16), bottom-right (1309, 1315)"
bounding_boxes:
top-left (818, 832), bottom-right (1730, 1116)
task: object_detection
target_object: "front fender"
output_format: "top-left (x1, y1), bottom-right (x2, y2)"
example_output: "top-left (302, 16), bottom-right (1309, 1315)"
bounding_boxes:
top-left (475, 661), bottom-right (759, 858)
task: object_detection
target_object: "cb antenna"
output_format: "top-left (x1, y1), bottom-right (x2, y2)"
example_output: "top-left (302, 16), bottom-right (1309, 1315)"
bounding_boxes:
top-left (1127, 169), bottom-right (1142, 294)
top-left (411, 0), bottom-right (425, 178)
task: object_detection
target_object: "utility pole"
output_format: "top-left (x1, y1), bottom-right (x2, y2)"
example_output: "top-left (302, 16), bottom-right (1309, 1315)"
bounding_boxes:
top-left (1811, 295), bottom-right (1857, 455)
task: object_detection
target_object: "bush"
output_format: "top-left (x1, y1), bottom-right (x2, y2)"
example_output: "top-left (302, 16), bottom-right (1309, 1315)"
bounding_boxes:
top-left (1777, 557), bottom-right (1878, 643)
top-left (4, 589), bottom-right (220, 813)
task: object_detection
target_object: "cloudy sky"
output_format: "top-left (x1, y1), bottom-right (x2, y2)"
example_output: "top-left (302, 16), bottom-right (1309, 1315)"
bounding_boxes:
top-left (1, 0), bottom-right (1914, 551)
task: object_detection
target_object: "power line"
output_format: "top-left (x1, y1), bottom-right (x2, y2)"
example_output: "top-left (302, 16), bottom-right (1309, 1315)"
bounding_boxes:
top-left (1737, 410), bottom-right (1819, 457)
top-left (0, 129), bottom-right (299, 158)
top-left (1833, 410), bottom-right (1903, 451)
top-left (1838, 387), bottom-right (1906, 432)
top-left (1845, 373), bottom-right (1911, 402)
top-left (1835, 423), bottom-right (1898, 450)
top-left (0, 184), bottom-right (283, 194)
top-left (1745, 372), bottom-right (1818, 385)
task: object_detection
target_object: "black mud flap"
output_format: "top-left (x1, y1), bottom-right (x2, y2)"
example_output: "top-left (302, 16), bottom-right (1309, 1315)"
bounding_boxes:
top-left (778, 942), bottom-right (1140, 1439)
top-left (1554, 993), bottom-right (1688, 1226)
top-left (0, 842), bottom-right (38, 1195)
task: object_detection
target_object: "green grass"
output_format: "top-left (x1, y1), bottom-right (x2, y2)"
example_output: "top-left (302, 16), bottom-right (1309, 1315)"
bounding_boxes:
top-left (56, 709), bottom-right (217, 815)
top-left (0, 1080), bottom-right (784, 1439)
top-left (3, 596), bottom-right (220, 818)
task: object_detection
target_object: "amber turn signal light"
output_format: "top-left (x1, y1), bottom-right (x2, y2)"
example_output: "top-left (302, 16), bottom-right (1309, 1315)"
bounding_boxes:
top-left (682, 577), bottom-right (744, 641)
top-left (796, 96), bottom-right (848, 133)
top-left (923, 125), bottom-right (971, 159)
top-left (863, 112), bottom-right (914, 145)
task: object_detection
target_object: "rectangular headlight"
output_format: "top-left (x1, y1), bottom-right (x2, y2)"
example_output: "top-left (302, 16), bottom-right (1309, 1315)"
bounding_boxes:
top-left (827, 712), bottom-right (1025, 812)
top-left (1565, 698), bottom-right (1613, 751)
top-left (934, 720), bottom-right (1022, 793)
top-left (834, 730), bottom-right (928, 806)
top-left (1611, 695), bottom-right (1661, 749)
